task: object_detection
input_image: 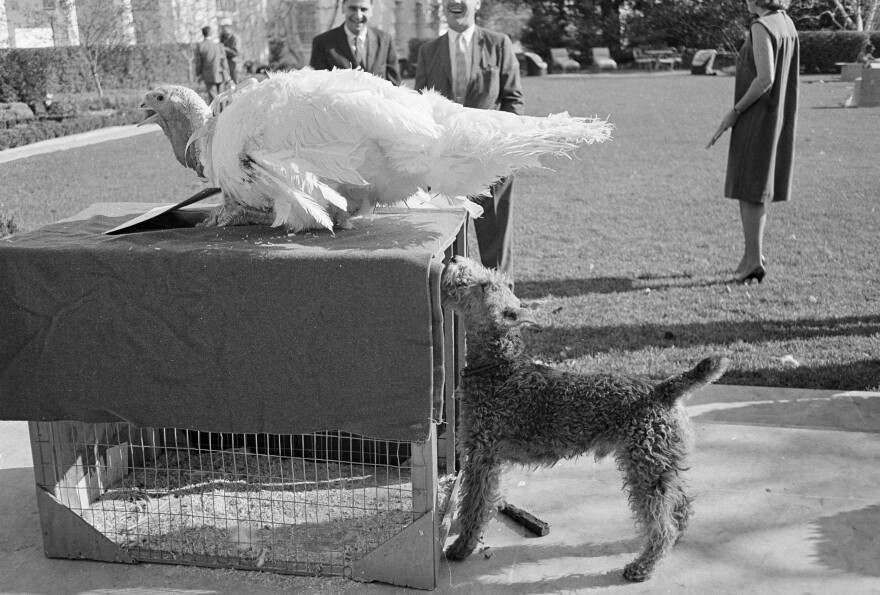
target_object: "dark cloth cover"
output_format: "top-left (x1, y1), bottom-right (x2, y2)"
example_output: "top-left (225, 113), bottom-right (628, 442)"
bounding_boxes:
top-left (0, 203), bottom-right (465, 441)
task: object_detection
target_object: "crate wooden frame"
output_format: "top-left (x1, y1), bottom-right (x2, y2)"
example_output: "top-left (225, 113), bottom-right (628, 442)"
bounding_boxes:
top-left (25, 219), bottom-right (468, 590)
top-left (30, 422), bottom-right (456, 588)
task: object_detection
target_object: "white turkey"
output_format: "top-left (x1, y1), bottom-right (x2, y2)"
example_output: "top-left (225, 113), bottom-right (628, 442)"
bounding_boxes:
top-left (139, 68), bottom-right (612, 233)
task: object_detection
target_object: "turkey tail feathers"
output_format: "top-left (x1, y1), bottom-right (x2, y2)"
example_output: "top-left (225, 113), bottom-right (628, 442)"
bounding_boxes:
top-left (248, 151), bottom-right (347, 232)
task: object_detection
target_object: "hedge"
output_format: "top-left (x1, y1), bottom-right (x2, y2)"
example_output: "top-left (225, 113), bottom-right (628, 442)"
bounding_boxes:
top-left (0, 44), bottom-right (191, 109)
top-left (0, 110), bottom-right (143, 151)
top-left (799, 30), bottom-right (875, 73)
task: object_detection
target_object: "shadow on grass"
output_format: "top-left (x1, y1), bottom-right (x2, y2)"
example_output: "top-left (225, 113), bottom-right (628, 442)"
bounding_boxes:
top-left (811, 504), bottom-right (880, 577)
top-left (517, 275), bottom-right (728, 299)
top-left (524, 317), bottom-right (880, 389)
top-left (719, 360), bottom-right (880, 391)
top-left (525, 315), bottom-right (880, 356)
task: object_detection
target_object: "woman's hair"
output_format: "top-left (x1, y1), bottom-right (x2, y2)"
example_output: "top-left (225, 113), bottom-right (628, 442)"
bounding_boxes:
top-left (754, 0), bottom-right (790, 9)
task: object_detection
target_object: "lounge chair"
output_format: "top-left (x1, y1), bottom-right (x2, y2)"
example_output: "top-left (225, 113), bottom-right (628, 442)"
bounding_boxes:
top-left (549, 48), bottom-right (581, 73)
top-left (590, 47), bottom-right (618, 71)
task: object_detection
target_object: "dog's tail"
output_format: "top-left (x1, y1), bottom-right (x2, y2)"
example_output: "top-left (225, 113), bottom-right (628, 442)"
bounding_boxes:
top-left (653, 356), bottom-right (729, 407)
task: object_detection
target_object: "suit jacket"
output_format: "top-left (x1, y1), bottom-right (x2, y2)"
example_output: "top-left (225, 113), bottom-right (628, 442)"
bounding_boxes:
top-left (220, 32), bottom-right (242, 68)
top-left (415, 27), bottom-right (523, 115)
top-left (310, 25), bottom-right (401, 85)
top-left (195, 39), bottom-right (229, 85)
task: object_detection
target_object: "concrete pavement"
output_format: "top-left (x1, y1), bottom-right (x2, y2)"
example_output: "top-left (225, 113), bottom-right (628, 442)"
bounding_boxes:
top-left (0, 123), bottom-right (161, 165)
top-left (2, 384), bottom-right (878, 594)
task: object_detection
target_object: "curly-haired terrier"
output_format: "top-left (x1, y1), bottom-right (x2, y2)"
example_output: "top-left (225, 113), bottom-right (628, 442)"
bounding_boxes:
top-left (441, 256), bottom-right (728, 581)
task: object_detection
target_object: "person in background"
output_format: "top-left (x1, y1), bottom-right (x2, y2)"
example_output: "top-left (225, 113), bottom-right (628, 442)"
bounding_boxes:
top-left (220, 20), bottom-right (243, 84)
top-left (310, 0), bottom-right (401, 85)
top-left (414, 0), bottom-right (523, 282)
top-left (856, 42), bottom-right (877, 66)
top-left (195, 25), bottom-right (230, 102)
top-left (707, 0), bottom-right (798, 285)
top-left (690, 49), bottom-right (718, 75)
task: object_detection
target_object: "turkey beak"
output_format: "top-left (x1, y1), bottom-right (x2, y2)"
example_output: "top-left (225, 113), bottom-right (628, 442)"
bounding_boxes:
top-left (138, 102), bottom-right (158, 127)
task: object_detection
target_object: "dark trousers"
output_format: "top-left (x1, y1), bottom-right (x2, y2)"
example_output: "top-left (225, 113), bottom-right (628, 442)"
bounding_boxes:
top-left (472, 176), bottom-right (514, 281)
top-left (204, 82), bottom-right (224, 102)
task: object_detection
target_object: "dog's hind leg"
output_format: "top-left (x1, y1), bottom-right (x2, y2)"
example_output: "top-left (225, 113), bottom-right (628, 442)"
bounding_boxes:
top-left (672, 490), bottom-right (694, 541)
top-left (445, 450), bottom-right (502, 561)
top-left (619, 452), bottom-right (685, 582)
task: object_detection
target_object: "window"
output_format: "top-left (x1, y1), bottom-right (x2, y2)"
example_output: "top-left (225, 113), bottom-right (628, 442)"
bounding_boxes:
top-left (293, 1), bottom-right (318, 46)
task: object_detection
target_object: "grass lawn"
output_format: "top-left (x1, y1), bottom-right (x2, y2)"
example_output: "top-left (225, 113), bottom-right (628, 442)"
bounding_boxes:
top-left (2, 73), bottom-right (878, 390)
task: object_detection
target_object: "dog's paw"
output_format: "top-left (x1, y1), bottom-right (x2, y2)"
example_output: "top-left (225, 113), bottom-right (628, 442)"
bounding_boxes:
top-left (622, 561), bottom-right (652, 582)
top-left (444, 538), bottom-right (475, 561)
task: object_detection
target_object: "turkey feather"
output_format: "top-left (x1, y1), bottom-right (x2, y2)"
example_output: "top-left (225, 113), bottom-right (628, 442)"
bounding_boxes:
top-left (140, 68), bottom-right (612, 233)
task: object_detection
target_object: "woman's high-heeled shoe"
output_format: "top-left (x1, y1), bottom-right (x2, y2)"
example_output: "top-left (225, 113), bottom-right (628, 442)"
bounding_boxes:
top-left (738, 265), bottom-right (766, 285)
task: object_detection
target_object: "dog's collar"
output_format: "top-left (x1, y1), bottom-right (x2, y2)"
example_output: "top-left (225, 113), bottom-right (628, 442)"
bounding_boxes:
top-left (460, 362), bottom-right (502, 377)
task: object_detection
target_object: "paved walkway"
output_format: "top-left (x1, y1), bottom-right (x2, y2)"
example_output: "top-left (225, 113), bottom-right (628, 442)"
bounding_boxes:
top-left (0, 123), bottom-right (160, 165)
top-left (1, 384), bottom-right (878, 594)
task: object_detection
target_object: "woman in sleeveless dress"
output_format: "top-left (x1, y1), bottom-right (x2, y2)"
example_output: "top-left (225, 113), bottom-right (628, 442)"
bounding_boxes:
top-left (707, 0), bottom-right (799, 284)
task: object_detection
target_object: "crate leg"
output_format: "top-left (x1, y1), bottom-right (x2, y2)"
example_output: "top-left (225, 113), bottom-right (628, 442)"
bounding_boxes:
top-left (34, 486), bottom-right (136, 563)
top-left (350, 426), bottom-right (439, 589)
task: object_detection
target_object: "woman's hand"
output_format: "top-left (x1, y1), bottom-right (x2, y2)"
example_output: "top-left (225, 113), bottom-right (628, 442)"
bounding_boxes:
top-left (706, 109), bottom-right (740, 149)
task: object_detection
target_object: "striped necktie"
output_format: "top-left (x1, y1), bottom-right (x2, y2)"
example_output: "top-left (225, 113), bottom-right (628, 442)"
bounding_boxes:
top-left (453, 34), bottom-right (468, 104)
top-left (355, 37), bottom-right (366, 69)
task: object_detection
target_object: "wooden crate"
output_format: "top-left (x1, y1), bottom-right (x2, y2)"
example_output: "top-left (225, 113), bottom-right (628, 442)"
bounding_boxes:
top-left (12, 206), bottom-right (469, 589)
top-left (29, 422), bottom-right (457, 589)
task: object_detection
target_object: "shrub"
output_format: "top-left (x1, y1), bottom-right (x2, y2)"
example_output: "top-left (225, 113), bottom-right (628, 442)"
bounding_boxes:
top-left (0, 49), bottom-right (53, 113)
top-left (0, 213), bottom-right (17, 238)
top-left (0, 110), bottom-right (143, 150)
top-left (0, 44), bottom-right (190, 104)
top-left (799, 31), bottom-right (868, 73)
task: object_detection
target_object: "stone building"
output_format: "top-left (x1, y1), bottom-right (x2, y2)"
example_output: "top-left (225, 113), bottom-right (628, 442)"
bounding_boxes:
top-left (0, 0), bottom-right (440, 71)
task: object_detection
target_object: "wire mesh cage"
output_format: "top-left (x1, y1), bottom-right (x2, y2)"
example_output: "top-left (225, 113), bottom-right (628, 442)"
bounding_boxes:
top-left (29, 421), bottom-right (456, 585)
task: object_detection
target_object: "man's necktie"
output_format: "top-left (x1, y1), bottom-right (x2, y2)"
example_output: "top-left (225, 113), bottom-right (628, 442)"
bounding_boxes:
top-left (454, 35), bottom-right (468, 104)
top-left (356, 37), bottom-right (366, 69)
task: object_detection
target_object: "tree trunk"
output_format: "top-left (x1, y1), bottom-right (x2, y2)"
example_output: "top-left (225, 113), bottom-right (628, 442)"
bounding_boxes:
top-left (598, 0), bottom-right (623, 55)
top-left (866, 0), bottom-right (879, 30)
top-left (832, 0), bottom-right (857, 29)
top-left (90, 59), bottom-right (104, 98)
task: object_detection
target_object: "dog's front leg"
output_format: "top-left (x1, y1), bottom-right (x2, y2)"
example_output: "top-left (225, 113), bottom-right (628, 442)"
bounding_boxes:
top-left (445, 449), bottom-right (501, 560)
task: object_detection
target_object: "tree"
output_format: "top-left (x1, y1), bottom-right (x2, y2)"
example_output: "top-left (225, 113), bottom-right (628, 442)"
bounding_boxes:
top-left (625, 0), bottom-right (749, 50)
top-left (520, 0), bottom-right (595, 59)
top-left (477, 0), bottom-right (533, 42)
top-left (788, 0), bottom-right (880, 31)
top-left (63, 0), bottom-right (137, 96)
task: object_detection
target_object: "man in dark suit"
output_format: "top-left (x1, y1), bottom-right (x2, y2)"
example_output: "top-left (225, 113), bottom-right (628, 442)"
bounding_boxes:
top-left (195, 26), bottom-right (230, 102)
top-left (310, 0), bottom-right (401, 85)
top-left (415, 0), bottom-right (523, 281)
top-left (219, 20), bottom-right (243, 83)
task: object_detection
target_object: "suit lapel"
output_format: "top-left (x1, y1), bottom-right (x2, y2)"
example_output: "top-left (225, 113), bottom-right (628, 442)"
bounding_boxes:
top-left (335, 25), bottom-right (356, 66)
top-left (366, 27), bottom-right (378, 71)
top-left (470, 28), bottom-right (483, 82)
top-left (438, 34), bottom-right (453, 93)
